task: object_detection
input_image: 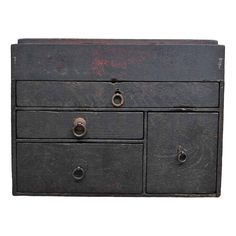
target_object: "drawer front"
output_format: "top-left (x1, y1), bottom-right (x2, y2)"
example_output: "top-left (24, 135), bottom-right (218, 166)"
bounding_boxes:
top-left (17, 143), bottom-right (143, 194)
top-left (17, 111), bottom-right (143, 139)
top-left (147, 113), bottom-right (218, 194)
top-left (13, 44), bottom-right (224, 81)
top-left (16, 81), bottom-right (219, 108)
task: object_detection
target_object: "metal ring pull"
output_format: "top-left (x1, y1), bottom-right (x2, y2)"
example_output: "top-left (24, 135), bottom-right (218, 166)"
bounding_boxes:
top-left (72, 117), bottom-right (87, 138)
top-left (72, 166), bottom-right (86, 181)
top-left (177, 151), bottom-right (187, 163)
top-left (112, 92), bottom-right (124, 107)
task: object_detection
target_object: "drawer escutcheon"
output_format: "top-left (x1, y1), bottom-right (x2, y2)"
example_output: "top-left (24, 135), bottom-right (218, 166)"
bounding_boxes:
top-left (112, 91), bottom-right (124, 107)
top-left (72, 166), bottom-right (86, 181)
top-left (72, 117), bottom-right (87, 138)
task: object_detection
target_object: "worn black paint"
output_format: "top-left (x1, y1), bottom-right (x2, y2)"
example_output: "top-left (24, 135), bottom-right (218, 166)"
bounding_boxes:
top-left (12, 43), bottom-right (224, 82)
top-left (11, 39), bottom-right (225, 197)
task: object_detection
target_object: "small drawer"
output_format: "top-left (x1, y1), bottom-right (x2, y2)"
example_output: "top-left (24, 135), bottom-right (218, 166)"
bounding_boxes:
top-left (17, 111), bottom-right (143, 139)
top-left (16, 81), bottom-right (219, 108)
top-left (16, 143), bottom-right (143, 194)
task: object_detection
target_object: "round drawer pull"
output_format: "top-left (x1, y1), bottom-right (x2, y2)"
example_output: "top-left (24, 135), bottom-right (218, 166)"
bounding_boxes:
top-left (177, 151), bottom-right (187, 163)
top-left (112, 92), bottom-right (124, 107)
top-left (72, 117), bottom-right (87, 138)
top-left (72, 166), bottom-right (86, 181)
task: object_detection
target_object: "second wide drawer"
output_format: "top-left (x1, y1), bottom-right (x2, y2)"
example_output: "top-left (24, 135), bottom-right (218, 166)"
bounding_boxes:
top-left (17, 111), bottom-right (143, 139)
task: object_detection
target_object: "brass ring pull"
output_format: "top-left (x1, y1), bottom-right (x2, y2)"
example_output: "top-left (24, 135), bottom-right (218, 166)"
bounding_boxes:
top-left (177, 151), bottom-right (187, 163)
top-left (72, 166), bottom-right (85, 181)
top-left (72, 117), bottom-right (87, 138)
top-left (112, 92), bottom-right (124, 107)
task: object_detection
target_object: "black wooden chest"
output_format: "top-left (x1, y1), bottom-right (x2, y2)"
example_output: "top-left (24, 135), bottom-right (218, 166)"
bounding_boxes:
top-left (11, 39), bottom-right (225, 197)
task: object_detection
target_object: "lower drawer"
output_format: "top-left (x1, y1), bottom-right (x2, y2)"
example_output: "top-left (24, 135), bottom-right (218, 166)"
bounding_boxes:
top-left (16, 143), bottom-right (143, 194)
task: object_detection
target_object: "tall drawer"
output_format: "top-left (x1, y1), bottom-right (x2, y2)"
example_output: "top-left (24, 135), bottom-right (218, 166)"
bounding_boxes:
top-left (17, 111), bottom-right (143, 139)
top-left (147, 112), bottom-right (218, 194)
top-left (16, 143), bottom-right (143, 194)
top-left (16, 81), bottom-right (219, 108)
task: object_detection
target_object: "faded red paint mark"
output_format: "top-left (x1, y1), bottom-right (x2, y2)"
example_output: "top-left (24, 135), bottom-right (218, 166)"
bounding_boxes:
top-left (92, 58), bottom-right (128, 76)
top-left (92, 59), bottom-right (109, 76)
top-left (91, 48), bottom-right (153, 77)
top-left (110, 61), bottom-right (127, 69)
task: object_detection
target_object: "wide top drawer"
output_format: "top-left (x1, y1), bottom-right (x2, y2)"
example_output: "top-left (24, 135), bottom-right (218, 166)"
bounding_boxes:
top-left (16, 81), bottom-right (219, 108)
top-left (12, 43), bottom-right (224, 82)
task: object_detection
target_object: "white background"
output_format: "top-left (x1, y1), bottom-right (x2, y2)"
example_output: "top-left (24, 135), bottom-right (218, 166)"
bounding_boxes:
top-left (0, 0), bottom-right (235, 235)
